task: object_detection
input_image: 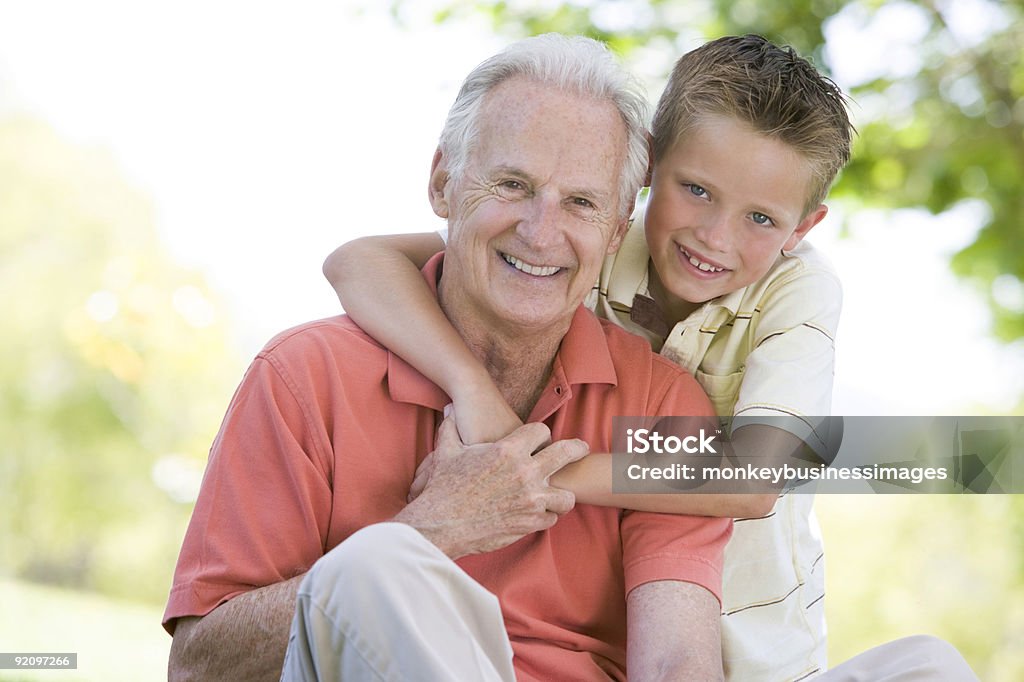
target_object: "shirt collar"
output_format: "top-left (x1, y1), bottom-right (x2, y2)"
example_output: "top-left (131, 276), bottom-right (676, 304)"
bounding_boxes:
top-left (387, 253), bottom-right (617, 412)
top-left (604, 218), bottom-right (651, 308)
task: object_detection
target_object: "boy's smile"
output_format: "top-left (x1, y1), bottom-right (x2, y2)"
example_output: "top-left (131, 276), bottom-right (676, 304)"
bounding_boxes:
top-left (644, 115), bottom-right (828, 321)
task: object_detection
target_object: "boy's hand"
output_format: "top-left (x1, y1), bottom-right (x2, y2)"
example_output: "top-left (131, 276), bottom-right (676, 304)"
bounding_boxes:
top-left (451, 383), bottom-right (524, 445)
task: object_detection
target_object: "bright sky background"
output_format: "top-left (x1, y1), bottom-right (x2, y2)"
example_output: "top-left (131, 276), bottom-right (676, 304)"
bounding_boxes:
top-left (2, 0), bottom-right (1022, 415)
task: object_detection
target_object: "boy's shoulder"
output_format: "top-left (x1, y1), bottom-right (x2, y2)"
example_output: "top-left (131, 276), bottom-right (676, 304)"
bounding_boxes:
top-left (779, 239), bottom-right (839, 276)
top-left (755, 240), bottom-right (842, 301)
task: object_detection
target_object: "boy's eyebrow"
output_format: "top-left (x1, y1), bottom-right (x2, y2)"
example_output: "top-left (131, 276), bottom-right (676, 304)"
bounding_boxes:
top-left (674, 166), bottom-right (798, 221)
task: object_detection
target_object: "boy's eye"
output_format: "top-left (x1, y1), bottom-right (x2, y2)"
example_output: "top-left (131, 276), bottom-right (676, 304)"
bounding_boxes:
top-left (751, 212), bottom-right (775, 227)
top-left (685, 184), bottom-right (708, 198)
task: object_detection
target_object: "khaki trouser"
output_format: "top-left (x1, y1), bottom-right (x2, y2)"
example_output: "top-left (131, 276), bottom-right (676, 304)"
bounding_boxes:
top-left (280, 523), bottom-right (978, 682)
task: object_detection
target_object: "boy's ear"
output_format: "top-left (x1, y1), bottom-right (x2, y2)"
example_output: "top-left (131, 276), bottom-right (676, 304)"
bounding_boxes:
top-left (644, 131), bottom-right (654, 187)
top-left (784, 204), bottom-right (829, 252)
top-left (428, 147), bottom-right (450, 219)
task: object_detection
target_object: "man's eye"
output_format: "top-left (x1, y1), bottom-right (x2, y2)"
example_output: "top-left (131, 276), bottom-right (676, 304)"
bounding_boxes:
top-left (571, 197), bottom-right (595, 209)
top-left (751, 212), bottom-right (775, 227)
top-left (685, 184), bottom-right (708, 198)
top-left (500, 180), bottom-right (525, 191)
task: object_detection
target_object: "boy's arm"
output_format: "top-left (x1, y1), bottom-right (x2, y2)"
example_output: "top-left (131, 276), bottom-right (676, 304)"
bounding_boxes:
top-left (550, 440), bottom-right (780, 520)
top-left (323, 233), bottom-right (521, 443)
top-left (560, 262), bottom-right (843, 519)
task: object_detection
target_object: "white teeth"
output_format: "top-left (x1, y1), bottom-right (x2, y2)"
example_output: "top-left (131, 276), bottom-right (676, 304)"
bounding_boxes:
top-left (502, 253), bottom-right (560, 277)
top-left (685, 251), bottom-right (725, 273)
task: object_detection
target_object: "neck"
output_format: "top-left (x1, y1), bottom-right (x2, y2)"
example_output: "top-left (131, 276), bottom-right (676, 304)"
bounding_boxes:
top-left (440, 286), bottom-right (569, 421)
top-left (648, 259), bottom-right (702, 327)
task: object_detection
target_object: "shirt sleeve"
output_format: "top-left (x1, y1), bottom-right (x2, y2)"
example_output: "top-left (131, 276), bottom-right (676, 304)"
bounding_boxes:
top-left (620, 362), bottom-right (733, 604)
top-left (162, 349), bottom-right (334, 634)
top-left (731, 266), bottom-right (842, 457)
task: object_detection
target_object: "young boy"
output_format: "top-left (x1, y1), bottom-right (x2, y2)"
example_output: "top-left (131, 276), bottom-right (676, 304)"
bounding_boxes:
top-left (325, 35), bottom-right (851, 680)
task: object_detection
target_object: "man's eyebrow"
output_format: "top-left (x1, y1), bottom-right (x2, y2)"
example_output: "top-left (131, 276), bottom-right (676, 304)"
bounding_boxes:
top-left (490, 165), bottom-right (532, 180)
top-left (570, 187), bottom-right (608, 202)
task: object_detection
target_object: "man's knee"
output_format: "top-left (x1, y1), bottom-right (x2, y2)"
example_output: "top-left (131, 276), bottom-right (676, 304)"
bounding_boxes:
top-left (300, 522), bottom-right (428, 600)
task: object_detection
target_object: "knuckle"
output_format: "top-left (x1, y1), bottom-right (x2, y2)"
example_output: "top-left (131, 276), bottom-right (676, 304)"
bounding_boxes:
top-left (555, 491), bottom-right (576, 513)
top-left (519, 421), bottom-right (551, 447)
top-left (491, 439), bottom-right (516, 458)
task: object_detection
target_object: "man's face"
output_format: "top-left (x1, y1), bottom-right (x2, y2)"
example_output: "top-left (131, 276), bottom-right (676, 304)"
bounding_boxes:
top-left (645, 114), bottom-right (827, 306)
top-left (434, 77), bottom-right (629, 334)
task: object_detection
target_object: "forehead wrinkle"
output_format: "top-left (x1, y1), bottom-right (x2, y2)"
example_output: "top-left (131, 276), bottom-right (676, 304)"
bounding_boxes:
top-left (472, 78), bottom-right (625, 212)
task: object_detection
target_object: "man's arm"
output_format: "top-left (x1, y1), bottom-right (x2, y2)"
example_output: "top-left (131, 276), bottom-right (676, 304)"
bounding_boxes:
top-left (627, 580), bottom-right (724, 681)
top-left (168, 417), bottom-right (589, 680)
top-left (168, 576), bottom-right (302, 682)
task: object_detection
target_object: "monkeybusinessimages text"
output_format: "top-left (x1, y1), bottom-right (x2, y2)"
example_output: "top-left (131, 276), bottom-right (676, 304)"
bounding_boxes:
top-left (623, 428), bottom-right (951, 486)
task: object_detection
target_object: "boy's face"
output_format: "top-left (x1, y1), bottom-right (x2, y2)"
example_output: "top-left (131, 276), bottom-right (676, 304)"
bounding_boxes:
top-left (645, 115), bottom-right (828, 307)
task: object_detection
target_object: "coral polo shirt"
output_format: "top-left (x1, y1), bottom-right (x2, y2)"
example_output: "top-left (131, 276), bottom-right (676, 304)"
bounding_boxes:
top-left (164, 254), bottom-right (731, 681)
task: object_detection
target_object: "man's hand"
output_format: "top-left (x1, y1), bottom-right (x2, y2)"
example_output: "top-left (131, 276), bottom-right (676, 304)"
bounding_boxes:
top-left (394, 416), bottom-right (588, 559)
top-left (407, 403), bottom-right (524, 503)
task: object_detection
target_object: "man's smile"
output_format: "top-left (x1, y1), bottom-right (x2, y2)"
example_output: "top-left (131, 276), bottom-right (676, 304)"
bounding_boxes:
top-left (500, 252), bottom-right (563, 277)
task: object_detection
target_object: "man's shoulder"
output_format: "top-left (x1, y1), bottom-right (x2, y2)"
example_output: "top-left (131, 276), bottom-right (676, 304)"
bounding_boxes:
top-left (256, 315), bottom-right (389, 376)
top-left (262, 315), bottom-right (381, 353)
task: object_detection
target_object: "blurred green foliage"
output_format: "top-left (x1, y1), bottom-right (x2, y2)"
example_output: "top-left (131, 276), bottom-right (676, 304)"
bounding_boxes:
top-left (382, 0), bottom-right (1024, 675)
top-left (0, 118), bottom-right (241, 605)
top-left (817, 494), bottom-right (1024, 680)
top-left (0, 579), bottom-right (168, 681)
top-left (395, 0), bottom-right (1024, 341)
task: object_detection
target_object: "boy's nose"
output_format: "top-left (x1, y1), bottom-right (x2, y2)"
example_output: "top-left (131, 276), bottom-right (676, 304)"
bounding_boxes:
top-left (693, 213), bottom-right (731, 252)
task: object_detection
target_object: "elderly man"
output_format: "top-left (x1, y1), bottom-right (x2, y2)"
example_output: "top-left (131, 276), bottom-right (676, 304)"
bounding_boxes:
top-left (164, 34), bottom-right (731, 681)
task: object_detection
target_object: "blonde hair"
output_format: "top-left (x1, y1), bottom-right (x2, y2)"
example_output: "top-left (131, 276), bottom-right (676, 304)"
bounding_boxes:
top-left (652, 34), bottom-right (854, 214)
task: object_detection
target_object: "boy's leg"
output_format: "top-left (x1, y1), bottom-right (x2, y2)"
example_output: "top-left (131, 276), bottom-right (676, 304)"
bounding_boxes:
top-left (818, 635), bottom-right (978, 681)
top-left (280, 522), bottom-right (516, 682)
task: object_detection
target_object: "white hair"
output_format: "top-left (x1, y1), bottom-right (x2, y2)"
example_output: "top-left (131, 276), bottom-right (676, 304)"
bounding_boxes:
top-left (439, 33), bottom-right (649, 219)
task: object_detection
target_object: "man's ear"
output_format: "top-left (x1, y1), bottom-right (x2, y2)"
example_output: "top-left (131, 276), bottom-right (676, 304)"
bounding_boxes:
top-left (607, 215), bottom-right (631, 255)
top-left (428, 147), bottom-right (450, 219)
top-left (784, 203), bottom-right (828, 252)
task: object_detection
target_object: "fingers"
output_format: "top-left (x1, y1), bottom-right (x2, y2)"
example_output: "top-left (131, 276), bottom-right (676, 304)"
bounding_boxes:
top-left (434, 414), bottom-right (465, 452)
top-left (533, 438), bottom-right (590, 477)
top-left (407, 453), bottom-right (433, 502)
top-left (543, 489), bottom-right (576, 516)
top-left (495, 421), bottom-right (553, 456)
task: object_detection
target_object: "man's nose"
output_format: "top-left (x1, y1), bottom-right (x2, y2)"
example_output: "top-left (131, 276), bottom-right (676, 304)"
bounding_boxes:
top-left (516, 195), bottom-right (564, 249)
top-left (693, 211), bottom-right (731, 253)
